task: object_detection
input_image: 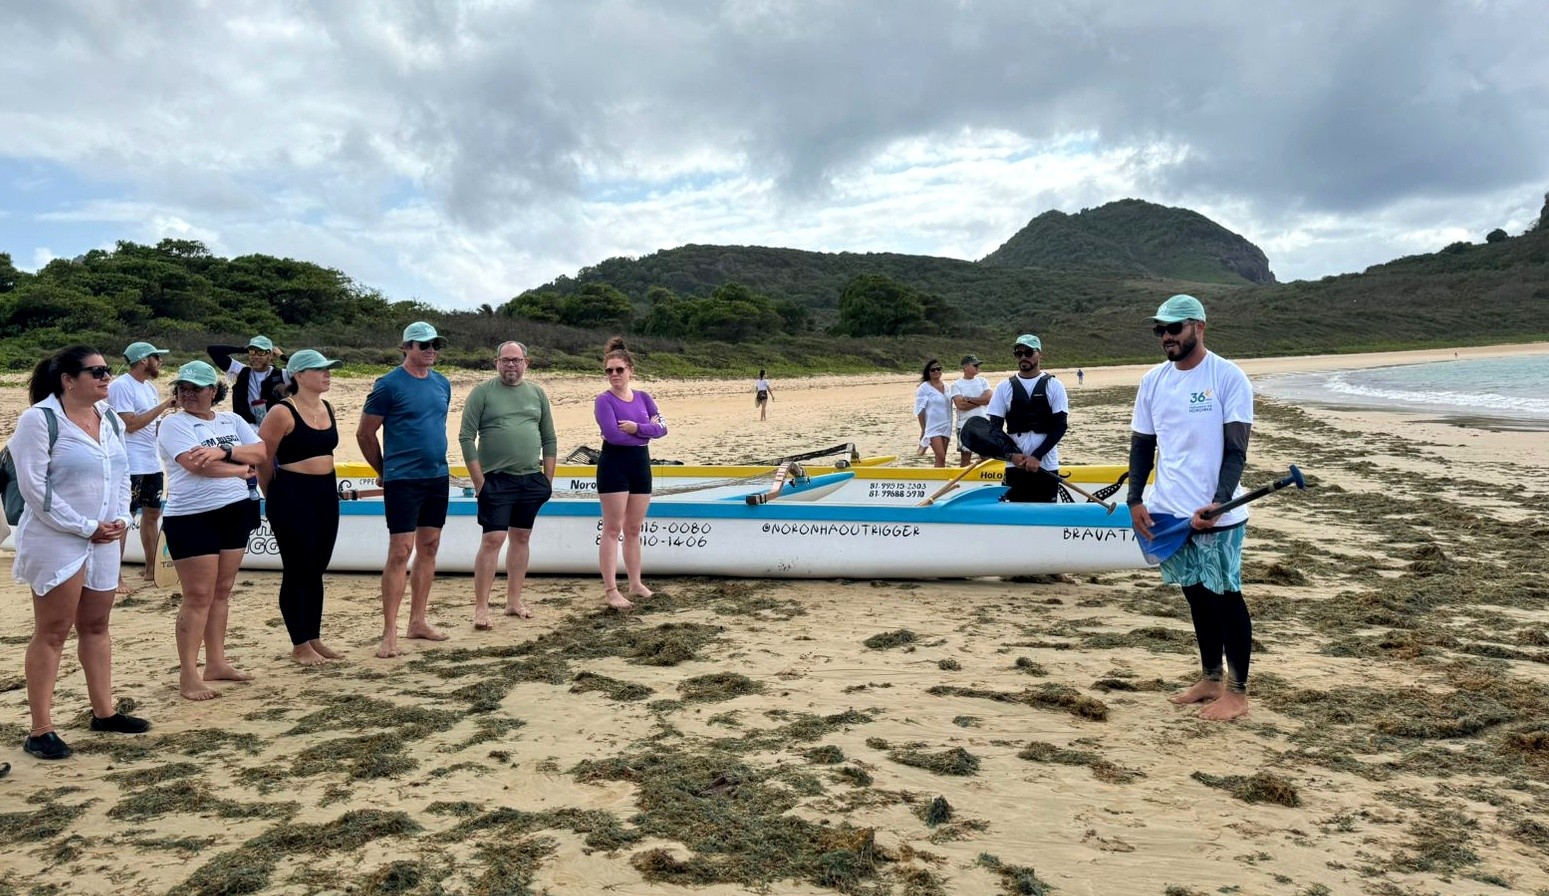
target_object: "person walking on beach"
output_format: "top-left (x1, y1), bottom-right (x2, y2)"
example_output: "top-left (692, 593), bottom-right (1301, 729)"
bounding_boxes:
top-left (986, 334), bottom-right (1069, 502)
top-left (949, 354), bottom-right (991, 467)
top-left (915, 359), bottom-right (952, 467)
top-left (460, 341), bottom-right (556, 628)
top-left (358, 322), bottom-right (453, 657)
top-left (107, 341), bottom-right (175, 591)
top-left (208, 336), bottom-right (289, 425)
top-left (595, 337), bottom-right (668, 610)
top-left (258, 350), bottom-right (346, 666)
top-left (12, 346), bottom-right (148, 759)
top-left (1077, 368), bottom-right (1084, 386)
top-left (158, 361), bottom-right (266, 700)
top-left (1126, 294), bottom-right (1256, 721)
top-left (754, 369), bottom-right (773, 421)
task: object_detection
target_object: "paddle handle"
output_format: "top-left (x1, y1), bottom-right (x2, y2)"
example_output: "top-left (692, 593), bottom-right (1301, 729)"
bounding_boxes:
top-left (918, 457), bottom-right (995, 506)
top-left (1201, 465), bottom-right (1305, 520)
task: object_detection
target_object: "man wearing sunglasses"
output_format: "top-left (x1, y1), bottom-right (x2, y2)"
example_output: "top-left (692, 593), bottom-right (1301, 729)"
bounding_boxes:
top-left (1127, 294), bottom-right (1255, 721)
top-left (207, 335), bottom-right (290, 425)
top-left (358, 321), bottom-right (453, 658)
top-left (985, 333), bottom-right (1069, 502)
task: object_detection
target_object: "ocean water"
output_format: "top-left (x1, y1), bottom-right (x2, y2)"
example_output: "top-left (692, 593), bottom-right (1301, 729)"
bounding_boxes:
top-left (1255, 354), bottom-right (1549, 428)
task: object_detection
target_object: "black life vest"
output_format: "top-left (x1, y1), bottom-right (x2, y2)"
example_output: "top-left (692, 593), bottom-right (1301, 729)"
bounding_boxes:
top-left (233, 366), bottom-right (287, 423)
top-left (1004, 373), bottom-right (1055, 435)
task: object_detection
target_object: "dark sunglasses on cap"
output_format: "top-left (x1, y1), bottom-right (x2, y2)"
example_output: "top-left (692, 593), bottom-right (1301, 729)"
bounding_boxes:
top-left (1152, 321), bottom-right (1191, 337)
top-left (408, 338), bottom-right (446, 351)
top-left (1013, 347), bottom-right (1039, 358)
top-left (81, 365), bottom-right (112, 380)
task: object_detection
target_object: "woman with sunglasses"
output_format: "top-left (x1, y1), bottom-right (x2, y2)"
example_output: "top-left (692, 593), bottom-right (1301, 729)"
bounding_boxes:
top-left (12, 346), bottom-right (147, 760)
top-left (593, 337), bottom-right (667, 610)
top-left (157, 361), bottom-right (266, 700)
top-left (914, 359), bottom-right (952, 467)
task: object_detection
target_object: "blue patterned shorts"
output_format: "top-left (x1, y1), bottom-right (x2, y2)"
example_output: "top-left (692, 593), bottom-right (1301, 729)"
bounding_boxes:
top-left (1160, 524), bottom-right (1245, 593)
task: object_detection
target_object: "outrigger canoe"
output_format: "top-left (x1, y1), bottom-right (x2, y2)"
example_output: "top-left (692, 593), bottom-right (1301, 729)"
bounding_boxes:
top-left (118, 472), bottom-right (1148, 579)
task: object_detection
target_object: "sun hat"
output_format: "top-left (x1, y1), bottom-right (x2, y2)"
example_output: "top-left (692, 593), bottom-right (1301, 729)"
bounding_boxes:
top-left (1151, 294), bottom-right (1207, 323)
top-left (402, 321), bottom-right (439, 343)
top-left (961, 354), bottom-right (982, 366)
top-left (173, 360), bottom-right (219, 388)
top-left (248, 335), bottom-right (275, 352)
top-left (124, 342), bottom-right (170, 365)
top-left (286, 349), bottom-right (344, 373)
top-left (1013, 334), bottom-right (1042, 351)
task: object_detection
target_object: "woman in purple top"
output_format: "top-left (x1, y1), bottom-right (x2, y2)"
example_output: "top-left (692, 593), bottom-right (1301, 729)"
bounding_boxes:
top-left (594, 337), bottom-right (668, 609)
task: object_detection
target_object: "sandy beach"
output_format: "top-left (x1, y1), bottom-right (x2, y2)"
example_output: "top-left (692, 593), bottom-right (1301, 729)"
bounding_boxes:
top-left (3, 342), bottom-right (1549, 895)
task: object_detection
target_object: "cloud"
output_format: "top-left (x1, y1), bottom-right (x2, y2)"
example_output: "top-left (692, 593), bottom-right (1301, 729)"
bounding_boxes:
top-left (1, 0), bottom-right (1545, 305)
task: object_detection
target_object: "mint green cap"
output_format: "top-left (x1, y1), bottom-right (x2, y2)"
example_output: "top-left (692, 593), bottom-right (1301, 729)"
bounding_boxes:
top-left (402, 321), bottom-right (439, 343)
top-left (286, 349), bottom-right (343, 373)
top-left (1014, 334), bottom-right (1042, 351)
top-left (1151, 294), bottom-right (1206, 323)
top-left (173, 360), bottom-right (219, 388)
top-left (124, 342), bottom-right (170, 365)
top-left (248, 335), bottom-right (275, 352)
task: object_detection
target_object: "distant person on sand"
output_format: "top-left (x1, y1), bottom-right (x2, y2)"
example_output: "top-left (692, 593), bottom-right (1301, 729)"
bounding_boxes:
top-left (158, 361), bottom-right (266, 700)
top-left (949, 354), bottom-right (991, 467)
top-left (207, 336), bottom-right (289, 425)
top-left (595, 337), bottom-right (668, 610)
top-left (460, 341), bottom-right (556, 628)
top-left (1127, 294), bottom-right (1256, 722)
top-left (13, 346), bottom-right (147, 759)
top-left (258, 350), bottom-right (346, 666)
top-left (986, 334), bottom-right (1068, 502)
top-left (914, 359), bottom-right (951, 467)
top-left (358, 322), bottom-right (452, 657)
top-left (754, 369), bottom-right (773, 421)
top-left (1077, 368), bottom-right (1084, 386)
top-left (107, 341), bottom-right (175, 591)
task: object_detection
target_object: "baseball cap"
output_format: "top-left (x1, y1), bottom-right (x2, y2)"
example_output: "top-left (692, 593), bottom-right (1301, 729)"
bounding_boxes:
top-left (286, 349), bottom-right (344, 373)
top-left (173, 360), bottom-right (219, 388)
top-left (402, 321), bottom-right (439, 343)
top-left (961, 354), bottom-right (982, 366)
top-left (1151, 294), bottom-right (1207, 323)
top-left (124, 342), bottom-right (170, 365)
top-left (1013, 334), bottom-right (1042, 351)
top-left (248, 335), bottom-right (275, 352)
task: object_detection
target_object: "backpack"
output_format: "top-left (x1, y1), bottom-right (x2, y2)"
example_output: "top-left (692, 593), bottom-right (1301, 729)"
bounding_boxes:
top-left (1, 407), bottom-right (123, 526)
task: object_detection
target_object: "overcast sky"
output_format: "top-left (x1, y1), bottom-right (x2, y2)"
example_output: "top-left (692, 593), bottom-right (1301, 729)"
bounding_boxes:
top-left (3, 0), bottom-right (1546, 309)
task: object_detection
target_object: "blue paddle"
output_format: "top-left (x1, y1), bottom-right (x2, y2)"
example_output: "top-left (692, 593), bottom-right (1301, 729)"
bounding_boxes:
top-left (1135, 465), bottom-right (1306, 565)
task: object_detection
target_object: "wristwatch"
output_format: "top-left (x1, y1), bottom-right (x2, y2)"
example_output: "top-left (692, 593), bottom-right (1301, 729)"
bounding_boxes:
top-left (221, 444), bottom-right (234, 463)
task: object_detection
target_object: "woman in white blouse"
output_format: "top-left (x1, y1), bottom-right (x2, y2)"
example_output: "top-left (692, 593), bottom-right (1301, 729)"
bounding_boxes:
top-left (157, 361), bottom-right (267, 701)
top-left (12, 346), bottom-right (148, 761)
top-left (914, 359), bottom-right (951, 468)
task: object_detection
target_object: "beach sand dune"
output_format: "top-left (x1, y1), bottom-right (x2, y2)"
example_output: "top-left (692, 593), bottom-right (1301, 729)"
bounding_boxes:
top-left (2, 343), bottom-right (1548, 894)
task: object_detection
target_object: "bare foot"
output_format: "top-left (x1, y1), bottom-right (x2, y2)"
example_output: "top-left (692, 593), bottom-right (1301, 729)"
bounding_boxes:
top-left (1169, 679), bottom-right (1223, 705)
top-left (180, 674), bottom-right (220, 701)
top-left (291, 644), bottom-right (328, 666)
top-left (203, 664), bottom-right (253, 682)
top-left (309, 639), bottom-right (343, 659)
top-left (473, 611), bottom-right (494, 631)
top-left (376, 635), bottom-right (401, 658)
top-left (1198, 691), bottom-right (1250, 721)
top-left (407, 622), bottom-right (448, 641)
top-left (605, 589), bottom-right (634, 610)
top-left (505, 602), bottom-right (534, 619)
top-left (629, 585), bottom-right (653, 600)
top-left (115, 580), bottom-right (138, 596)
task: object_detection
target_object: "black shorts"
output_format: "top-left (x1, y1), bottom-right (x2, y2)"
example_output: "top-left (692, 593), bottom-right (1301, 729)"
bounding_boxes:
top-left (477, 471), bottom-right (552, 532)
top-left (596, 443), bottom-right (652, 495)
top-left (1003, 466), bottom-right (1063, 503)
top-left (130, 473), bottom-right (164, 513)
top-left (756, 390), bottom-right (769, 404)
top-left (162, 498), bottom-right (261, 560)
top-left (383, 476), bottom-right (450, 534)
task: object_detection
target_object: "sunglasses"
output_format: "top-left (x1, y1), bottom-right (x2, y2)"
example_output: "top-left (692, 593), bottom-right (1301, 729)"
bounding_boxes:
top-left (1152, 321), bottom-right (1191, 337)
top-left (409, 339), bottom-right (446, 351)
top-left (247, 348), bottom-right (271, 355)
top-left (82, 365), bottom-right (112, 380)
top-left (604, 366), bottom-right (628, 375)
top-left (928, 367), bottom-right (942, 373)
top-left (1013, 348), bottom-right (1038, 358)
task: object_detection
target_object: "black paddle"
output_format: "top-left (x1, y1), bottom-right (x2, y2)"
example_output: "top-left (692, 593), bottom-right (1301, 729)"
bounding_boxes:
top-left (1135, 465), bottom-right (1307, 564)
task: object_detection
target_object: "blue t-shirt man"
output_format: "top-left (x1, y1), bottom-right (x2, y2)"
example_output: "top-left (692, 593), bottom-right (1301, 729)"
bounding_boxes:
top-left (363, 366), bottom-right (453, 481)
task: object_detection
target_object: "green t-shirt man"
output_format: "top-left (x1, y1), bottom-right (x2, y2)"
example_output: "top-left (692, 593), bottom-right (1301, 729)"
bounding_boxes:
top-left (458, 379), bottom-right (557, 479)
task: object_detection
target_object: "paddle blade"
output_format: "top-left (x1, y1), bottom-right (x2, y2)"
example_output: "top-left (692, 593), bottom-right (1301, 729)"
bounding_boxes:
top-left (959, 418), bottom-right (1018, 460)
top-left (1135, 513), bottom-right (1193, 565)
top-left (152, 538), bottom-right (180, 589)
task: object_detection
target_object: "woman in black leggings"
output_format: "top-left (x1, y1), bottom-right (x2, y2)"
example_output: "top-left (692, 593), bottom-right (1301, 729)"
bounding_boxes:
top-left (257, 350), bottom-right (344, 665)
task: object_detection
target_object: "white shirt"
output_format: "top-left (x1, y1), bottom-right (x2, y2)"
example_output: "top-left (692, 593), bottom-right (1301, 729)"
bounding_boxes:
top-left (949, 375), bottom-right (991, 428)
top-left (1130, 351), bottom-right (1254, 526)
top-left (987, 373), bottom-right (1069, 470)
top-left (10, 396), bottom-right (131, 594)
top-left (107, 374), bottom-right (163, 474)
top-left (157, 411), bottom-right (261, 516)
top-left (914, 382), bottom-right (952, 440)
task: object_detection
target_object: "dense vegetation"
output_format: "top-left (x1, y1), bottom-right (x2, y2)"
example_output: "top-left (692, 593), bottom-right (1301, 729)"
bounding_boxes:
top-left (2, 195), bottom-right (1546, 377)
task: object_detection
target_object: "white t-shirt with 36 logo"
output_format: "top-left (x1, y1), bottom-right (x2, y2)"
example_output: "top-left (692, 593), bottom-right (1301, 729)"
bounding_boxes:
top-left (1131, 351), bottom-right (1253, 526)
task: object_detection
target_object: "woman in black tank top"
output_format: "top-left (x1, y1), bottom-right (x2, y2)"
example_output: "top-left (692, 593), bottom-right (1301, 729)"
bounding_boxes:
top-left (257, 350), bottom-right (345, 666)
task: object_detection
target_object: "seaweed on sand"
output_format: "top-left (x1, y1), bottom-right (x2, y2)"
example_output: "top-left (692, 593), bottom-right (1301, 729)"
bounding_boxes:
top-left (864, 629), bottom-right (918, 649)
top-left (1019, 741), bottom-right (1144, 784)
top-left (570, 671), bottom-right (655, 702)
top-left (574, 749), bottom-right (882, 891)
top-left (0, 800), bottom-right (88, 845)
top-left (927, 684), bottom-right (1109, 721)
top-left (283, 693), bottom-right (463, 737)
top-left (288, 732), bottom-right (420, 781)
top-left (175, 809), bottom-right (421, 896)
top-left (679, 672), bottom-right (763, 703)
top-left (883, 745), bottom-right (980, 777)
top-left (107, 779), bottom-right (297, 822)
top-left (975, 852), bottom-right (1052, 896)
top-left (1190, 771), bottom-right (1301, 807)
